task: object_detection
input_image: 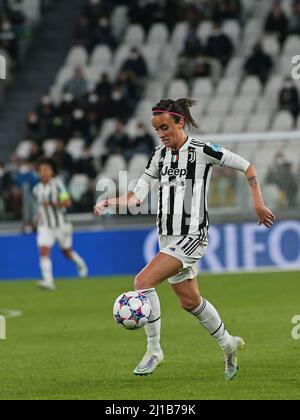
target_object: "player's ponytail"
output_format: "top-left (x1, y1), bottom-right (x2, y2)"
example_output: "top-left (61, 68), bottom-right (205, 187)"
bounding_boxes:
top-left (152, 98), bottom-right (199, 131)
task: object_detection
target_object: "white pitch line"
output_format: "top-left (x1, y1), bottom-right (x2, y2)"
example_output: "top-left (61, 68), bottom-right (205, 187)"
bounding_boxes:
top-left (0, 309), bottom-right (23, 318)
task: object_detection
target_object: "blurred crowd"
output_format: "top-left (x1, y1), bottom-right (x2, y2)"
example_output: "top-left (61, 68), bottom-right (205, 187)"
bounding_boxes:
top-left (1, 0), bottom-right (300, 223)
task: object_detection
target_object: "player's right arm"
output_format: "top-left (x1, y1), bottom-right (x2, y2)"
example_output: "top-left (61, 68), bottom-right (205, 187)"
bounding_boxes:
top-left (94, 146), bottom-right (160, 217)
top-left (94, 192), bottom-right (140, 216)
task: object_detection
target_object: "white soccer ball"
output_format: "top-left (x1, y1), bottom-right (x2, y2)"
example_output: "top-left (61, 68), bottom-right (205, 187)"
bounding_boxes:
top-left (113, 291), bottom-right (152, 330)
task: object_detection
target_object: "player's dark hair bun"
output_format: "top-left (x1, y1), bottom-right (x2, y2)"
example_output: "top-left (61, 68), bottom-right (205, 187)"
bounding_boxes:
top-left (152, 98), bottom-right (198, 131)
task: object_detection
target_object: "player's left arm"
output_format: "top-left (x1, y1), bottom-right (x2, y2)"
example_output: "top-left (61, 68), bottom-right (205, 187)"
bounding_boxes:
top-left (203, 142), bottom-right (276, 228)
top-left (244, 163), bottom-right (276, 228)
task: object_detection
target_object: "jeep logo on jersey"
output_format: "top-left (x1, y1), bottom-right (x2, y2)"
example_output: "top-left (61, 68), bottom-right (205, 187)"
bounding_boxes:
top-left (161, 167), bottom-right (187, 177)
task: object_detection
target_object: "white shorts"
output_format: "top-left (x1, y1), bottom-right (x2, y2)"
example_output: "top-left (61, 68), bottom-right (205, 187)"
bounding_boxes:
top-left (37, 223), bottom-right (73, 250)
top-left (159, 234), bottom-right (208, 284)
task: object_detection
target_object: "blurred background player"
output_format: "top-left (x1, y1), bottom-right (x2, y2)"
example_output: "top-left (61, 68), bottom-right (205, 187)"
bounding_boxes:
top-left (34, 158), bottom-right (88, 290)
top-left (94, 98), bottom-right (275, 381)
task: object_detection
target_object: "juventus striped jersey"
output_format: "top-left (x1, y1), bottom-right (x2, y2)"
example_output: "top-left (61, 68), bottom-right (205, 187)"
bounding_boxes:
top-left (133, 138), bottom-right (250, 236)
top-left (33, 178), bottom-right (70, 229)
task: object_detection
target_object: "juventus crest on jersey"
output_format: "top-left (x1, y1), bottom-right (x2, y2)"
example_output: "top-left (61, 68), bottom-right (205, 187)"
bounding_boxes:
top-left (134, 138), bottom-right (250, 236)
top-left (33, 178), bottom-right (69, 229)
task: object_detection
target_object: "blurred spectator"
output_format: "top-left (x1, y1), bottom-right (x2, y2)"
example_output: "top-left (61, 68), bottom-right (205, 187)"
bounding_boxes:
top-left (133, 122), bottom-right (155, 156)
top-left (92, 16), bottom-right (116, 49)
top-left (52, 139), bottom-right (74, 179)
top-left (105, 120), bottom-right (130, 158)
top-left (74, 14), bottom-right (93, 52)
top-left (278, 77), bottom-right (299, 119)
top-left (214, 0), bottom-right (242, 22)
top-left (183, 25), bottom-right (204, 58)
top-left (193, 56), bottom-right (212, 78)
top-left (116, 70), bottom-right (141, 109)
top-left (14, 161), bottom-right (38, 190)
top-left (109, 85), bottom-right (132, 120)
top-left (244, 42), bottom-right (273, 85)
top-left (6, 0), bottom-right (26, 36)
top-left (265, 152), bottom-right (298, 208)
top-left (95, 72), bottom-right (112, 98)
top-left (85, 93), bottom-right (104, 138)
top-left (84, 0), bottom-right (114, 24)
top-left (73, 146), bottom-right (97, 179)
top-left (150, 0), bottom-right (181, 29)
top-left (206, 22), bottom-right (234, 68)
top-left (63, 67), bottom-right (88, 101)
top-left (175, 52), bottom-right (194, 80)
top-left (70, 109), bottom-right (90, 141)
top-left (27, 143), bottom-right (43, 164)
top-left (0, 161), bottom-right (12, 215)
top-left (26, 111), bottom-right (44, 143)
top-left (121, 48), bottom-right (148, 83)
top-left (288, 1), bottom-right (300, 35)
top-left (264, 1), bottom-right (288, 44)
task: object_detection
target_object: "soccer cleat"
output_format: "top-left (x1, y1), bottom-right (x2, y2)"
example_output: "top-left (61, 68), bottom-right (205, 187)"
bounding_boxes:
top-left (78, 263), bottom-right (88, 278)
top-left (37, 281), bottom-right (56, 291)
top-left (224, 336), bottom-right (245, 381)
top-left (133, 350), bottom-right (164, 376)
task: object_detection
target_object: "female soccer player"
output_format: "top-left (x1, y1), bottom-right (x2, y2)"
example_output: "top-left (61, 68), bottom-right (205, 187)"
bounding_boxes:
top-left (94, 98), bottom-right (275, 380)
top-left (34, 158), bottom-right (88, 290)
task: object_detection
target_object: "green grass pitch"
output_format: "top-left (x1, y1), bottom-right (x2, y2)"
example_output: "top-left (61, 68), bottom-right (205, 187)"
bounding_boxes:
top-left (0, 271), bottom-right (299, 400)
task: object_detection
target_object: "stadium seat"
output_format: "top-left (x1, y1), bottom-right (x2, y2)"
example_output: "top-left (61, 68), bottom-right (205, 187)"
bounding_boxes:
top-left (245, 113), bottom-right (271, 132)
top-left (43, 139), bottom-right (57, 157)
top-left (262, 35), bottom-right (281, 58)
top-left (278, 55), bottom-right (296, 78)
top-left (66, 138), bottom-right (85, 160)
top-left (197, 21), bottom-right (213, 43)
top-left (113, 44), bottom-right (131, 72)
top-left (22, 0), bottom-right (41, 24)
top-left (99, 119), bottom-right (117, 139)
top-left (15, 140), bottom-right (34, 159)
top-left (199, 115), bottom-right (223, 134)
top-left (230, 94), bottom-right (258, 114)
top-left (144, 81), bottom-right (166, 102)
top-left (170, 22), bottom-right (188, 52)
top-left (159, 46), bottom-right (178, 75)
top-left (100, 155), bottom-right (127, 182)
top-left (143, 43), bottom-right (163, 75)
top-left (128, 154), bottom-right (149, 179)
top-left (192, 78), bottom-right (214, 99)
top-left (240, 76), bottom-right (262, 97)
top-left (111, 5), bottom-right (129, 38)
top-left (91, 137), bottom-right (107, 160)
top-left (65, 46), bottom-right (89, 67)
top-left (221, 114), bottom-right (248, 133)
top-left (271, 111), bottom-right (294, 131)
top-left (215, 78), bottom-right (239, 98)
top-left (90, 45), bottom-right (113, 66)
top-left (264, 75), bottom-right (283, 101)
top-left (68, 174), bottom-right (89, 202)
top-left (55, 65), bottom-right (82, 89)
top-left (166, 79), bottom-right (189, 99)
top-left (224, 57), bottom-right (243, 79)
top-left (283, 35), bottom-right (300, 56)
top-left (124, 24), bottom-right (145, 47)
top-left (255, 95), bottom-right (276, 115)
top-left (134, 101), bottom-right (154, 128)
top-left (223, 20), bottom-right (241, 48)
top-left (147, 23), bottom-right (169, 45)
top-left (207, 96), bottom-right (232, 116)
